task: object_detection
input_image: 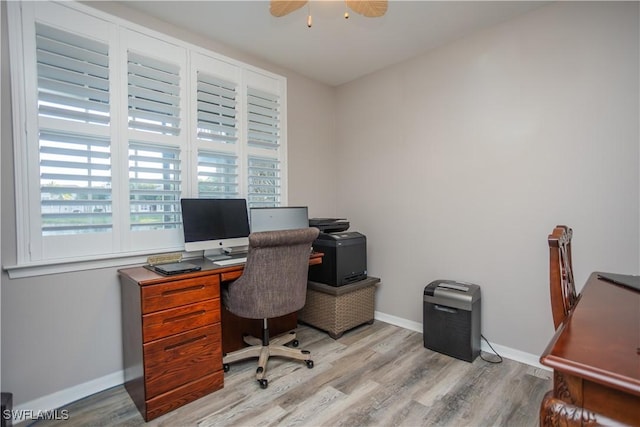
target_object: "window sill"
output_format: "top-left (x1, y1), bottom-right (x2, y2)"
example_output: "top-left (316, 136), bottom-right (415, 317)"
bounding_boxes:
top-left (3, 249), bottom-right (186, 279)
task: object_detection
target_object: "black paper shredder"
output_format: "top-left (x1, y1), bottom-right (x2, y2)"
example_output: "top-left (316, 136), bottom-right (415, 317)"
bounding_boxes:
top-left (423, 280), bottom-right (481, 362)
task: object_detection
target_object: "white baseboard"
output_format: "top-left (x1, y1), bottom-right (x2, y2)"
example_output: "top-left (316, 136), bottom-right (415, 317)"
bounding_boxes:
top-left (375, 310), bottom-right (423, 333)
top-left (13, 370), bottom-right (124, 415)
top-left (374, 310), bottom-right (549, 371)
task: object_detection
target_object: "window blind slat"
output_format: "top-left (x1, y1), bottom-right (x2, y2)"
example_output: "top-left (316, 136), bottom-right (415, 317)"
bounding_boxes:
top-left (40, 146), bottom-right (111, 159)
top-left (128, 121), bottom-right (180, 136)
top-left (39, 78), bottom-right (110, 105)
top-left (197, 105), bottom-right (237, 126)
top-left (36, 23), bottom-right (108, 56)
top-left (37, 63), bottom-right (109, 91)
top-left (129, 51), bottom-right (180, 77)
top-left (197, 132), bottom-right (237, 143)
top-left (37, 50), bottom-right (109, 79)
top-left (197, 116), bottom-right (237, 132)
top-left (197, 91), bottom-right (236, 110)
top-left (38, 106), bottom-right (109, 125)
top-left (36, 35), bottom-right (108, 68)
top-left (128, 107), bottom-right (181, 127)
top-left (41, 186), bottom-right (111, 196)
top-left (128, 62), bottom-right (180, 87)
top-left (128, 81), bottom-right (180, 107)
top-left (39, 91), bottom-right (110, 114)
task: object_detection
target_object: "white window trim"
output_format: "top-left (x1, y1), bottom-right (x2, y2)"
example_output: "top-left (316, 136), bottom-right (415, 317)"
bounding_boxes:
top-left (5, 0), bottom-right (287, 278)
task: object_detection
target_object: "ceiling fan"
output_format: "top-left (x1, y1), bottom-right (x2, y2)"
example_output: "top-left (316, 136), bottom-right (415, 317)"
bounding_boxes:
top-left (270, 0), bottom-right (388, 27)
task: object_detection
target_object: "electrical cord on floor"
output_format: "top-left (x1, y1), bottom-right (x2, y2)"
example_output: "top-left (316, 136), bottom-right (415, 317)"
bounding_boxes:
top-left (480, 334), bottom-right (503, 364)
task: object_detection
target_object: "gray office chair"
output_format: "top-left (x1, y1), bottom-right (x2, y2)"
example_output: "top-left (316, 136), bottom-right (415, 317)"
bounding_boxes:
top-left (222, 227), bottom-right (320, 389)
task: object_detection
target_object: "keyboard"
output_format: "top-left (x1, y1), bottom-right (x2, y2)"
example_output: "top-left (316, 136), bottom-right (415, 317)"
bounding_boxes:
top-left (214, 257), bottom-right (247, 266)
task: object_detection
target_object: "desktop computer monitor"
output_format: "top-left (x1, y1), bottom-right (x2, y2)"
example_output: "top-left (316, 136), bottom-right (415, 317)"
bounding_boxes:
top-left (181, 198), bottom-right (250, 259)
top-left (250, 206), bottom-right (309, 232)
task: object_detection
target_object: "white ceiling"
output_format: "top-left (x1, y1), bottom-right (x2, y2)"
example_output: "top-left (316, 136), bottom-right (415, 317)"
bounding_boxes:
top-left (120, 1), bottom-right (546, 86)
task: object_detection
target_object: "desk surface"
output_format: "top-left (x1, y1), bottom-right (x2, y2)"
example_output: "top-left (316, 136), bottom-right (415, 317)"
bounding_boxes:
top-left (540, 271), bottom-right (640, 396)
top-left (121, 252), bottom-right (323, 285)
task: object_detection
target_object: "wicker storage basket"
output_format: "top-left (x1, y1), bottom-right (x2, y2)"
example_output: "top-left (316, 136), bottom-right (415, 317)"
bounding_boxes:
top-left (299, 277), bottom-right (380, 339)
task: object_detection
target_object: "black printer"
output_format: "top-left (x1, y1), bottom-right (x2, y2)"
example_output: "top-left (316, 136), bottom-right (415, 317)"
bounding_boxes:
top-left (308, 231), bottom-right (367, 287)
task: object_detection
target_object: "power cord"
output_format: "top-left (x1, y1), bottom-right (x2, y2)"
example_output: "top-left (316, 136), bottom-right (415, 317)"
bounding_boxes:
top-left (480, 334), bottom-right (503, 364)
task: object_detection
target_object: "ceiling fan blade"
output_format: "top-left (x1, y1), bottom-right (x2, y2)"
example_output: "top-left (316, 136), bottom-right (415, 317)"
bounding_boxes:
top-left (270, 0), bottom-right (308, 17)
top-left (346, 0), bottom-right (388, 18)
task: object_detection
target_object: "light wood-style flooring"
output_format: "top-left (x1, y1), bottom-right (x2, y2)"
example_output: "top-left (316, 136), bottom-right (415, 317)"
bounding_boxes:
top-left (31, 321), bottom-right (551, 426)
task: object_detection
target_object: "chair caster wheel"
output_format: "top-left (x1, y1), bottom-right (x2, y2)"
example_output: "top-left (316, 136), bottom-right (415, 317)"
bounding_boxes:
top-left (292, 339), bottom-right (299, 347)
top-left (259, 379), bottom-right (268, 389)
top-left (306, 360), bottom-right (314, 369)
top-left (223, 363), bottom-right (230, 372)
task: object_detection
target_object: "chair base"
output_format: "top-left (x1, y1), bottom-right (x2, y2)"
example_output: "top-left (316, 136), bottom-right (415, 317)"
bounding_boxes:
top-left (222, 330), bottom-right (313, 388)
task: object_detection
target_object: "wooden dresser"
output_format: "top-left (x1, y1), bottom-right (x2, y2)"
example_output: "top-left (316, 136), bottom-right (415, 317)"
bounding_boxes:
top-left (119, 267), bottom-right (224, 421)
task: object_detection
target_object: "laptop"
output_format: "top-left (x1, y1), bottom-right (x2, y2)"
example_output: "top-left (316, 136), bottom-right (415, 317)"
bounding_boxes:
top-left (153, 262), bottom-right (201, 276)
top-left (597, 272), bottom-right (640, 292)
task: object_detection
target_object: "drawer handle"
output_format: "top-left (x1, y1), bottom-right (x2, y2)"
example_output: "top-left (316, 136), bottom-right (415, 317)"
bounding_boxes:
top-left (163, 310), bottom-right (206, 324)
top-left (164, 334), bottom-right (207, 351)
top-left (162, 284), bottom-right (205, 296)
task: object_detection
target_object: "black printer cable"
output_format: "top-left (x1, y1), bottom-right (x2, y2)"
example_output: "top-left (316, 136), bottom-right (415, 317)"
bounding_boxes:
top-left (480, 334), bottom-right (503, 364)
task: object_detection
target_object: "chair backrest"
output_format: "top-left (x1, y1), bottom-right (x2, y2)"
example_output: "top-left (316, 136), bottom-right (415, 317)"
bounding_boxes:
top-left (548, 225), bottom-right (579, 329)
top-left (225, 227), bottom-right (320, 319)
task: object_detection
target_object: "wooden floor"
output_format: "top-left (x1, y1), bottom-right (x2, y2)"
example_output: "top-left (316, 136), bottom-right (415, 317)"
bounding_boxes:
top-left (31, 321), bottom-right (551, 427)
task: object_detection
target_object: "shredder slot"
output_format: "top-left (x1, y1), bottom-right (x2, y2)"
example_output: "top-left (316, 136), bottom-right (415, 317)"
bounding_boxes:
top-left (438, 283), bottom-right (468, 292)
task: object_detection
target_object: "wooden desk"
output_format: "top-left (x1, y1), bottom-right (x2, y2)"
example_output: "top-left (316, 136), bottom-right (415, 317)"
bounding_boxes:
top-left (539, 272), bottom-right (640, 426)
top-left (118, 253), bottom-right (322, 421)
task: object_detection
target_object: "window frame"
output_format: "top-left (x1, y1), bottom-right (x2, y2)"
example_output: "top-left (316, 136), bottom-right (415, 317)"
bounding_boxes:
top-left (6, 0), bottom-right (287, 278)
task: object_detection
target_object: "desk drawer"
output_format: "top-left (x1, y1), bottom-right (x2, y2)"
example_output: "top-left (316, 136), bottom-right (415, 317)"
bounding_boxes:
top-left (145, 370), bottom-right (224, 421)
top-left (141, 276), bottom-right (220, 314)
top-left (221, 270), bottom-right (242, 282)
top-left (143, 299), bottom-right (220, 343)
top-left (144, 324), bottom-right (221, 399)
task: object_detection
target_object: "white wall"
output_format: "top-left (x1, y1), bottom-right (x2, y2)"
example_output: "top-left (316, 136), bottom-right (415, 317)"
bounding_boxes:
top-left (335, 1), bottom-right (639, 355)
top-left (1, 1), bottom-right (338, 408)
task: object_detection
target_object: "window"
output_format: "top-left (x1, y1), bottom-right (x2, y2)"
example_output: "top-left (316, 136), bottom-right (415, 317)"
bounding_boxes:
top-left (197, 151), bottom-right (239, 198)
top-left (37, 23), bottom-right (113, 236)
top-left (128, 142), bottom-right (182, 232)
top-left (8, 1), bottom-right (286, 268)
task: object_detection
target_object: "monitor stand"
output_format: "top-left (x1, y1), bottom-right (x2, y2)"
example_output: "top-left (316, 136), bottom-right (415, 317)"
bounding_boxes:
top-left (203, 248), bottom-right (231, 262)
top-left (204, 246), bottom-right (248, 262)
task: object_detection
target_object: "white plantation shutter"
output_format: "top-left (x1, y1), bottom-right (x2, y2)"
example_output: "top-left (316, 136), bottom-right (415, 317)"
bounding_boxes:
top-left (197, 151), bottom-right (239, 198)
top-left (247, 88), bottom-right (280, 150)
top-left (36, 22), bottom-right (112, 236)
top-left (128, 143), bottom-right (182, 231)
top-left (40, 131), bottom-right (112, 235)
top-left (248, 156), bottom-right (281, 207)
top-left (128, 52), bottom-right (181, 135)
top-left (197, 72), bottom-right (238, 144)
top-left (36, 23), bottom-right (110, 125)
top-left (9, 1), bottom-right (287, 269)
top-left (246, 82), bottom-right (283, 207)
